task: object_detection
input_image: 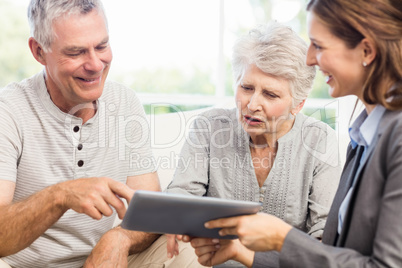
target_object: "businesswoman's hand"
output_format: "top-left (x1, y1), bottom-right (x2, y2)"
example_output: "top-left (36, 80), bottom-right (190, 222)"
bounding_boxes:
top-left (205, 213), bottom-right (292, 252)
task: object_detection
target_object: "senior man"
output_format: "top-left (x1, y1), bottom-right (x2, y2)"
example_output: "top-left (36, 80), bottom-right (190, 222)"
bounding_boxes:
top-left (0, 0), bottom-right (200, 267)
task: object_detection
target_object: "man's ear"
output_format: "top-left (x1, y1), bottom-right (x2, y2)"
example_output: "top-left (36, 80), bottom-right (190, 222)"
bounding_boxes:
top-left (28, 37), bottom-right (46, 65)
top-left (360, 38), bottom-right (376, 66)
top-left (291, 99), bottom-right (305, 115)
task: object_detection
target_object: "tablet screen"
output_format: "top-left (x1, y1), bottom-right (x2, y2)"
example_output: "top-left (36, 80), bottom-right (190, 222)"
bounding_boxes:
top-left (121, 190), bottom-right (262, 239)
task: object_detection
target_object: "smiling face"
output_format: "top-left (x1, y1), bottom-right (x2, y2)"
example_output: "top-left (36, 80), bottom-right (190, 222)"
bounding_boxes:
top-left (235, 64), bottom-right (302, 143)
top-left (306, 12), bottom-right (366, 99)
top-left (41, 9), bottom-right (112, 114)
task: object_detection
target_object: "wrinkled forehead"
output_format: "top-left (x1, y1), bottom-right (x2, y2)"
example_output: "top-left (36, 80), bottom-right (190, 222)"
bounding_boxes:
top-left (50, 8), bottom-right (108, 41)
top-left (53, 6), bottom-right (106, 25)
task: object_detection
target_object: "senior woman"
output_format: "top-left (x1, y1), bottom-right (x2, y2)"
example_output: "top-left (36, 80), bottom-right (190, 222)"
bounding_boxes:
top-left (166, 22), bottom-right (341, 267)
top-left (189, 0), bottom-right (402, 267)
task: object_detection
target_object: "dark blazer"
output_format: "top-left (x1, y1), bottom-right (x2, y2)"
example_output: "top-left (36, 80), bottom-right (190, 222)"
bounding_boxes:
top-left (278, 109), bottom-right (402, 267)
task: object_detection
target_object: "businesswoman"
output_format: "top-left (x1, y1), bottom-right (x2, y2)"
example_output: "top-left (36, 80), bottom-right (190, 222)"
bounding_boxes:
top-left (190, 0), bottom-right (402, 267)
top-left (166, 22), bottom-right (341, 267)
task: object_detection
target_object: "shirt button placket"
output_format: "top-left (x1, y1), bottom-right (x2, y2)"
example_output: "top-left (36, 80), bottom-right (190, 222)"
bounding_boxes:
top-left (73, 124), bottom-right (85, 176)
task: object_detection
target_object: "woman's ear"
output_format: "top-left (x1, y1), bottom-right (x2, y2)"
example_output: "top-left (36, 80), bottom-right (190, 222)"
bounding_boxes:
top-left (360, 38), bottom-right (376, 66)
top-left (291, 99), bottom-right (305, 115)
top-left (28, 37), bottom-right (46, 65)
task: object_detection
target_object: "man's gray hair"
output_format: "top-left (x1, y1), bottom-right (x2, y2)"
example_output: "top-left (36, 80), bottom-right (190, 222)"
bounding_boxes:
top-left (232, 22), bottom-right (316, 108)
top-left (28, 0), bottom-right (107, 52)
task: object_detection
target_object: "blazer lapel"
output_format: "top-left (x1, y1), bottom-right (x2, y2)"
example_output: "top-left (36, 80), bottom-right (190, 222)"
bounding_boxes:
top-left (322, 144), bottom-right (361, 245)
top-left (335, 144), bottom-right (375, 246)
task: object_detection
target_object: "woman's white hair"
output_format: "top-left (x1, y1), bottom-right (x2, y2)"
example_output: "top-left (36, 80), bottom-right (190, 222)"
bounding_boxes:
top-left (27, 0), bottom-right (107, 52)
top-left (232, 22), bottom-right (316, 108)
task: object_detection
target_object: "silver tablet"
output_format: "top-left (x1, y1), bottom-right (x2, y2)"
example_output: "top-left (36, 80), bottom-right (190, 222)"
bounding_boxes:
top-left (121, 190), bottom-right (262, 239)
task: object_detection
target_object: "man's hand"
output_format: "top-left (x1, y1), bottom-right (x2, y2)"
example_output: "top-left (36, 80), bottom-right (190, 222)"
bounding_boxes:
top-left (84, 228), bottom-right (131, 268)
top-left (84, 172), bottom-right (161, 265)
top-left (57, 177), bottom-right (135, 220)
top-left (0, 177), bottom-right (133, 256)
